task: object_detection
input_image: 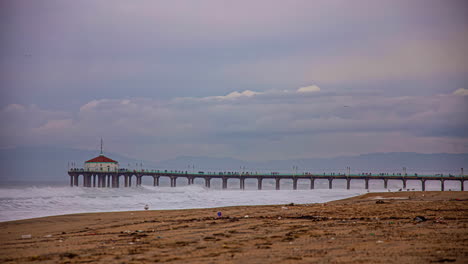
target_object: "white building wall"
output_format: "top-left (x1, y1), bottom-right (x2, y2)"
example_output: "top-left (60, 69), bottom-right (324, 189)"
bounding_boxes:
top-left (85, 162), bottom-right (119, 172)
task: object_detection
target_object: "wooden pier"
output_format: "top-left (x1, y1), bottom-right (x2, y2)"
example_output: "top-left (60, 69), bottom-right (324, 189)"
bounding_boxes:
top-left (68, 169), bottom-right (467, 191)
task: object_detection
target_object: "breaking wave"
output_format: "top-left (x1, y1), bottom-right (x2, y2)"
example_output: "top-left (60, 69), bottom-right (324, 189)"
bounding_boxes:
top-left (0, 179), bottom-right (461, 222)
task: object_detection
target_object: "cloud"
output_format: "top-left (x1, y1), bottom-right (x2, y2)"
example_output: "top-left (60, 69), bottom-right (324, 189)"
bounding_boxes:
top-left (453, 88), bottom-right (468, 96)
top-left (35, 119), bottom-right (73, 133)
top-left (297, 85), bottom-right (320, 93)
top-left (1, 89), bottom-right (467, 160)
top-left (212, 90), bottom-right (262, 100)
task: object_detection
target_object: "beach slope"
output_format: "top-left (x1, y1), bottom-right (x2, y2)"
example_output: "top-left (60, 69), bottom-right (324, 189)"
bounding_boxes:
top-left (0, 191), bottom-right (467, 263)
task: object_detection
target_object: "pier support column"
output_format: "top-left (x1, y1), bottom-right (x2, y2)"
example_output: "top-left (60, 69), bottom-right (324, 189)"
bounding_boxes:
top-left (275, 178), bottom-right (280, 190)
top-left (205, 178), bottom-right (211, 188)
top-left (93, 175), bottom-right (96, 187)
top-left (461, 180), bottom-right (464, 191)
top-left (365, 178), bottom-right (369, 190)
top-left (421, 180), bottom-right (426, 191)
top-left (240, 178), bottom-right (245, 190)
top-left (346, 178), bottom-right (351, 190)
top-left (136, 176), bottom-right (142, 186)
top-left (384, 179), bottom-right (388, 189)
top-left (107, 175), bottom-right (111, 188)
top-left (293, 178), bottom-right (298, 190)
top-left (170, 177), bottom-right (176, 187)
top-left (310, 178), bottom-right (315, 189)
top-left (87, 175), bottom-right (92, 187)
top-left (114, 175), bottom-right (119, 188)
top-left (70, 176), bottom-right (73, 187)
top-left (328, 178), bottom-right (333, 189)
top-left (129, 176), bottom-right (132, 187)
top-left (257, 178), bottom-right (262, 190)
top-left (222, 178), bottom-right (227, 189)
top-left (441, 180), bottom-right (445, 191)
top-left (124, 176), bottom-right (128, 187)
top-left (187, 177), bottom-right (192, 185)
top-left (74, 175), bottom-right (79, 187)
top-left (153, 176), bottom-right (159, 186)
top-left (402, 179), bottom-right (407, 189)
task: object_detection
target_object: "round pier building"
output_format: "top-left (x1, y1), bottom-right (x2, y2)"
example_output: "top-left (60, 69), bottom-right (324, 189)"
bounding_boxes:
top-left (85, 154), bottom-right (119, 172)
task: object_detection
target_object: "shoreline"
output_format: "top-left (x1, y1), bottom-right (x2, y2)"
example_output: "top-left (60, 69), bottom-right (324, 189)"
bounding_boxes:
top-left (0, 186), bottom-right (368, 223)
top-left (1, 191), bottom-right (467, 263)
top-left (0, 189), bottom-right (461, 224)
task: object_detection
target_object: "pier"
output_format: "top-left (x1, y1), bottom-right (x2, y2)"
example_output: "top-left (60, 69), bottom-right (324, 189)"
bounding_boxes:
top-left (68, 169), bottom-right (467, 191)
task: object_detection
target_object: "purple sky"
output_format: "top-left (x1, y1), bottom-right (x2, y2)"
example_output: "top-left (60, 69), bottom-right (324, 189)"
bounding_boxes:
top-left (1, 0), bottom-right (467, 161)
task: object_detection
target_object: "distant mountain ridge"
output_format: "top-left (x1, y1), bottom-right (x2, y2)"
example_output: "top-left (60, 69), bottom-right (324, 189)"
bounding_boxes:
top-left (0, 147), bottom-right (466, 184)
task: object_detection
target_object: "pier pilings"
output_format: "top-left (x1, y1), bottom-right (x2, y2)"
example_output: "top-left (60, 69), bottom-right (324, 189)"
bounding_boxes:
top-left (67, 171), bottom-right (466, 191)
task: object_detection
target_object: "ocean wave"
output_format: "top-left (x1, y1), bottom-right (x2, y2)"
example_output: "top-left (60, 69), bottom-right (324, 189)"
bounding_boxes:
top-left (0, 180), bottom-right (461, 222)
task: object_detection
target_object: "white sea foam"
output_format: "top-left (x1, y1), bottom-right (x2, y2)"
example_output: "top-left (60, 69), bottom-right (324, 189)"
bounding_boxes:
top-left (0, 179), bottom-right (462, 222)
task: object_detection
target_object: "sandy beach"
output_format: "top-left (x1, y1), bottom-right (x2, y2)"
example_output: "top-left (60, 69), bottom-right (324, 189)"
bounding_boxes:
top-left (0, 191), bottom-right (467, 263)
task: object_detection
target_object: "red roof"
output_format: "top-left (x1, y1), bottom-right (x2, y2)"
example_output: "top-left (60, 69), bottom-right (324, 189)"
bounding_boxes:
top-left (85, 155), bottom-right (118, 163)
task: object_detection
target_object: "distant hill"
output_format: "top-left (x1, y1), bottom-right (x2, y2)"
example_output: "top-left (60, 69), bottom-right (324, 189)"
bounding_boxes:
top-left (0, 147), bottom-right (466, 184)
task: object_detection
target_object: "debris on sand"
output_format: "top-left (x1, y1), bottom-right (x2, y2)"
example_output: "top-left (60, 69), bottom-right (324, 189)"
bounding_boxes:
top-left (59, 252), bottom-right (78, 259)
top-left (414, 216), bottom-right (427, 223)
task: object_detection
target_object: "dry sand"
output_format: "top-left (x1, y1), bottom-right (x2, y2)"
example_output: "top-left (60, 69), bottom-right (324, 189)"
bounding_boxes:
top-left (0, 191), bottom-right (467, 263)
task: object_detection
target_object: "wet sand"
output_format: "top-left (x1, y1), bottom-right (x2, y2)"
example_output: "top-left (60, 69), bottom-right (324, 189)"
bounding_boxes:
top-left (0, 191), bottom-right (467, 263)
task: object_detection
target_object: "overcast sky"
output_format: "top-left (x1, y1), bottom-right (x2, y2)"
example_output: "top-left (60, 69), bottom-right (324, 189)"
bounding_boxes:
top-left (1, 0), bottom-right (467, 161)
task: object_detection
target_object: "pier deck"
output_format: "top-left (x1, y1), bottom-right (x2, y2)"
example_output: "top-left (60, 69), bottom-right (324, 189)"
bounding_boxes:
top-left (68, 169), bottom-right (467, 191)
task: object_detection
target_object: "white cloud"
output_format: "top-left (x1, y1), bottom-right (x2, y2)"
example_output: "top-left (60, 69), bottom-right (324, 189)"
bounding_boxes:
top-left (79, 100), bottom-right (101, 112)
top-left (35, 119), bottom-right (73, 132)
top-left (216, 90), bottom-right (261, 100)
top-left (453, 88), bottom-right (468, 96)
top-left (297, 85), bottom-right (320, 93)
top-left (178, 90), bottom-right (263, 102)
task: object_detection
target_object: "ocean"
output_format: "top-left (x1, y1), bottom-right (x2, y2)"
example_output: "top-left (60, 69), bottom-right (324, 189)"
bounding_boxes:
top-left (0, 178), bottom-right (462, 222)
